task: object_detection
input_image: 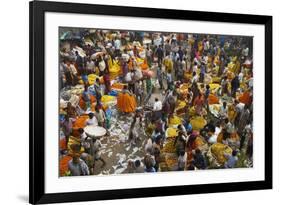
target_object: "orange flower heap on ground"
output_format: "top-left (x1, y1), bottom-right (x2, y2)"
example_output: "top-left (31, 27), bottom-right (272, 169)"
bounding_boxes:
top-left (117, 92), bottom-right (137, 113)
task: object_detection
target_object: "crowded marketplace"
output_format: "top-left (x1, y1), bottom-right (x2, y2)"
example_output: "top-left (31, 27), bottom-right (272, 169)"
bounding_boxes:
top-left (59, 27), bottom-right (253, 176)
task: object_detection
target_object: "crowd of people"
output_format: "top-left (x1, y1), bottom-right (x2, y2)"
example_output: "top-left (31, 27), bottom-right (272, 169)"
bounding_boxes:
top-left (59, 28), bottom-right (253, 176)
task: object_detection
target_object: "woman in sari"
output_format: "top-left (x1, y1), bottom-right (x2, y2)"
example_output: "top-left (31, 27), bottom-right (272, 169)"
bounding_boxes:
top-left (193, 92), bottom-right (204, 116)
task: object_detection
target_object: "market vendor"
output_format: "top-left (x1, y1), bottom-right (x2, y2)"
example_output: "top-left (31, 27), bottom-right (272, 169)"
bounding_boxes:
top-left (61, 115), bottom-right (75, 144)
top-left (68, 144), bottom-right (90, 176)
top-left (86, 112), bottom-right (98, 126)
top-left (95, 105), bottom-right (106, 128)
top-left (117, 85), bottom-right (137, 113)
top-left (193, 92), bottom-right (204, 116)
top-left (65, 102), bottom-right (78, 118)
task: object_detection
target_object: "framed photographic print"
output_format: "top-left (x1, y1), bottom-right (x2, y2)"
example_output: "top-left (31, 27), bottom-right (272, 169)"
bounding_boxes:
top-left (29, 0), bottom-right (272, 204)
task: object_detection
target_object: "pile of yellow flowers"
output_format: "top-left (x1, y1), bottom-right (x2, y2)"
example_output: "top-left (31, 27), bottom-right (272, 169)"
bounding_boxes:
top-left (176, 100), bottom-right (186, 110)
top-left (109, 61), bottom-right (121, 79)
top-left (212, 76), bottom-right (221, 83)
top-left (210, 143), bottom-right (232, 164)
top-left (101, 95), bottom-right (116, 106)
top-left (190, 116), bottom-right (207, 131)
top-left (166, 127), bottom-right (178, 138)
top-left (168, 115), bottom-right (182, 126)
top-left (79, 74), bottom-right (100, 85)
top-left (166, 157), bottom-right (178, 168)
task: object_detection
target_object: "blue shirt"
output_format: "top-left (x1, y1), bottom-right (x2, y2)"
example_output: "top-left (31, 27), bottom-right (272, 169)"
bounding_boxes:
top-left (200, 65), bottom-right (205, 74)
top-left (184, 123), bottom-right (193, 133)
top-left (205, 89), bottom-right (210, 98)
top-left (224, 154), bottom-right (238, 168)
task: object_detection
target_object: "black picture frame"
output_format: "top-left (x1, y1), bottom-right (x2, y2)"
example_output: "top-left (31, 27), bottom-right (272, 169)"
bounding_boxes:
top-left (29, 1), bottom-right (272, 204)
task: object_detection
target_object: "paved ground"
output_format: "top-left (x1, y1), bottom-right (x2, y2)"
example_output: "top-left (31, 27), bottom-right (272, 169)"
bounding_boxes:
top-left (92, 113), bottom-right (146, 175)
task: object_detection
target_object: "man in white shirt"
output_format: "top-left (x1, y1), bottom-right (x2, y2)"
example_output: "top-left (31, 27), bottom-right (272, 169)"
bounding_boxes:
top-left (247, 77), bottom-right (253, 88)
top-left (86, 112), bottom-right (98, 126)
top-left (68, 157), bottom-right (90, 176)
top-left (208, 132), bottom-right (218, 144)
top-left (219, 101), bottom-right (228, 119)
top-left (114, 38), bottom-right (121, 50)
top-left (242, 47), bottom-right (249, 57)
top-left (153, 98), bottom-right (162, 121)
top-left (153, 98), bottom-right (162, 111)
top-left (86, 58), bottom-right (96, 74)
top-left (234, 100), bottom-right (245, 113)
top-left (114, 37), bottom-right (121, 57)
top-left (98, 59), bottom-right (106, 73)
top-left (191, 71), bottom-right (198, 84)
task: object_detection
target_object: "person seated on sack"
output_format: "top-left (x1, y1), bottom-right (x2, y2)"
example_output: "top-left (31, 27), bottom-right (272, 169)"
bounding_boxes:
top-left (86, 112), bottom-right (98, 126)
top-left (224, 150), bottom-right (238, 168)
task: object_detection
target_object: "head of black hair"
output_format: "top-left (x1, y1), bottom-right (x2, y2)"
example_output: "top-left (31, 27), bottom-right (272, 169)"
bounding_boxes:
top-left (135, 160), bottom-right (141, 167)
top-left (88, 112), bottom-right (94, 119)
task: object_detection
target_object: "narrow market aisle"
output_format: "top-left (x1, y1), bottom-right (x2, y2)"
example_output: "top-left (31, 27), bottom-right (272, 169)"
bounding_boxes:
top-left (93, 114), bottom-right (146, 175)
top-left (93, 66), bottom-right (165, 175)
